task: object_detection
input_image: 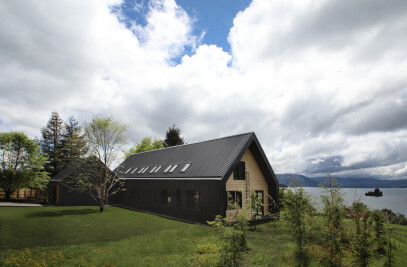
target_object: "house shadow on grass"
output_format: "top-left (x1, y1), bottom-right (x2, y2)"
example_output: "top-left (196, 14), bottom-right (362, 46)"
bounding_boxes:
top-left (26, 209), bottom-right (98, 218)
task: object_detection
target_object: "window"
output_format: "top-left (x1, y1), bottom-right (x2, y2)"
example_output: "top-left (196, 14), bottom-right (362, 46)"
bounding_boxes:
top-left (227, 191), bottom-right (242, 209)
top-left (180, 163), bottom-right (192, 172)
top-left (142, 166), bottom-right (149, 173)
top-left (124, 168), bottom-right (132, 174)
top-left (138, 167), bottom-right (145, 173)
top-left (176, 190), bottom-right (181, 207)
top-left (168, 164), bottom-right (179, 173)
top-left (161, 189), bottom-right (171, 205)
top-left (186, 190), bottom-right (199, 209)
top-left (154, 165), bottom-right (162, 173)
top-left (131, 167), bottom-right (138, 174)
top-left (163, 165), bottom-right (173, 173)
top-left (150, 166), bottom-right (157, 173)
top-left (233, 161), bottom-right (246, 180)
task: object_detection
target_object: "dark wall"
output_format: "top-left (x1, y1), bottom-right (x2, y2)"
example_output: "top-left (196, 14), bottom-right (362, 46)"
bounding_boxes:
top-left (123, 179), bottom-right (226, 224)
top-left (48, 181), bottom-right (122, 206)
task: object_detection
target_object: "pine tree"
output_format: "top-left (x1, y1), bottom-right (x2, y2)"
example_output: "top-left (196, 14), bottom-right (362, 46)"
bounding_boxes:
top-left (62, 116), bottom-right (88, 166)
top-left (40, 112), bottom-right (64, 176)
top-left (163, 125), bottom-right (184, 147)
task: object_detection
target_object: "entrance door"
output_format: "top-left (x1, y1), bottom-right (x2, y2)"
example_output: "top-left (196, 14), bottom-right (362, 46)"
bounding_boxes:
top-left (51, 184), bottom-right (59, 204)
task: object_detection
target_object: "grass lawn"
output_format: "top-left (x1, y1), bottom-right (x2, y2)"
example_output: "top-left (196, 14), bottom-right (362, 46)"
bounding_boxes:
top-left (1, 206), bottom-right (406, 266)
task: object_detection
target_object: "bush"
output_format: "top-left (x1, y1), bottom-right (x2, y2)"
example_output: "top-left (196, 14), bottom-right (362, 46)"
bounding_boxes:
top-left (207, 210), bottom-right (249, 266)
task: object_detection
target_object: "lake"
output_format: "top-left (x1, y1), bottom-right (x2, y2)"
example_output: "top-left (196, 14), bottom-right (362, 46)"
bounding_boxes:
top-left (301, 187), bottom-right (407, 217)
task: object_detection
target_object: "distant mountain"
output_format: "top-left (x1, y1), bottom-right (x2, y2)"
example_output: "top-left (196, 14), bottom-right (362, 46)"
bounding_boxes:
top-left (276, 174), bottom-right (407, 188)
top-left (312, 177), bottom-right (407, 188)
top-left (276, 174), bottom-right (319, 187)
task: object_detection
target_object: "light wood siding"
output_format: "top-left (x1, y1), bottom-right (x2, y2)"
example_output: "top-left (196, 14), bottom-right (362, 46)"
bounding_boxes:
top-left (226, 148), bottom-right (269, 221)
top-left (0, 188), bottom-right (43, 199)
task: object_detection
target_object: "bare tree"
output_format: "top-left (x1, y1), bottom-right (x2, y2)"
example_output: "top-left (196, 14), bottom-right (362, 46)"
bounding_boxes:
top-left (71, 116), bottom-right (127, 212)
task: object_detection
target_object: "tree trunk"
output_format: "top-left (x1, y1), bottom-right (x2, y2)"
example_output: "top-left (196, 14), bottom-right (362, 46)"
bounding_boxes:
top-left (4, 188), bottom-right (12, 200)
top-left (99, 199), bottom-right (104, 212)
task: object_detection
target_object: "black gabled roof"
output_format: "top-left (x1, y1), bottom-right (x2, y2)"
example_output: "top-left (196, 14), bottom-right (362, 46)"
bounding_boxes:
top-left (52, 165), bottom-right (77, 182)
top-left (117, 132), bottom-right (254, 180)
top-left (51, 157), bottom-right (114, 182)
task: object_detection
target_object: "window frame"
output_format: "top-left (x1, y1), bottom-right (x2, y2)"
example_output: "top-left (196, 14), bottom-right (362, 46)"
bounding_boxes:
top-left (186, 190), bottom-right (200, 210)
top-left (233, 161), bottom-right (246, 180)
top-left (180, 163), bottom-right (192, 173)
top-left (161, 189), bottom-right (171, 205)
top-left (227, 191), bottom-right (243, 209)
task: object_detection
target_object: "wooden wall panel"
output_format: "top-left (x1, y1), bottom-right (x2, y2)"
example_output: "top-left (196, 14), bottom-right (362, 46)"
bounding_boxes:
top-left (226, 148), bottom-right (269, 221)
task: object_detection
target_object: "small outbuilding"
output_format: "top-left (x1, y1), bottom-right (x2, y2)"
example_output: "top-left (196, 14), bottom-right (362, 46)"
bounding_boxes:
top-left (117, 132), bottom-right (279, 224)
top-left (49, 158), bottom-right (122, 206)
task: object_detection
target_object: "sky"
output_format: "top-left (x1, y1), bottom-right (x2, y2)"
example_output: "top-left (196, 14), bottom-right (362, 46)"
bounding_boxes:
top-left (0, 0), bottom-right (407, 179)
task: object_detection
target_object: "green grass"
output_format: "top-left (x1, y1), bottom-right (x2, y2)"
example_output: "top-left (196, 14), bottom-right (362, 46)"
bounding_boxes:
top-left (1, 206), bottom-right (407, 266)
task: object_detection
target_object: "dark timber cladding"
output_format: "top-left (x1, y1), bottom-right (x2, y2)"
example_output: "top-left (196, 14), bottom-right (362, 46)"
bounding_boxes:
top-left (117, 132), bottom-right (279, 224)
top-left (49, 157), bottom-right (122, 206)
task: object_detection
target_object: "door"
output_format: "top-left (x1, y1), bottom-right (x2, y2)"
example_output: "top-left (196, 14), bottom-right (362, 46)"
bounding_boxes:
top-left (51, 184), bottom-right (59, 204)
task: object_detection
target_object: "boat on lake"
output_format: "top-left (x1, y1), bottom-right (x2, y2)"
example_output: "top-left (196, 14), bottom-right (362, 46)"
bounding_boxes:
top-left (365, 188), bottom-right (383, 197)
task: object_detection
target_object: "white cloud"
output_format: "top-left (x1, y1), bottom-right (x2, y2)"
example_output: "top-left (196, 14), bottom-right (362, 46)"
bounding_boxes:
top-left (0, 0), bottom-right (406, 178)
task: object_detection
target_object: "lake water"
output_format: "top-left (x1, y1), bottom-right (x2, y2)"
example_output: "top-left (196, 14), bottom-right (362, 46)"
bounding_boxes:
top-left (300, 187), bottom-right (407, 217)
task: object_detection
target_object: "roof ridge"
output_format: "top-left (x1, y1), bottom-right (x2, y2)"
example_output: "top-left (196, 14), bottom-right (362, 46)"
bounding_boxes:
top-left (128, 132), bottom-right (254, 156)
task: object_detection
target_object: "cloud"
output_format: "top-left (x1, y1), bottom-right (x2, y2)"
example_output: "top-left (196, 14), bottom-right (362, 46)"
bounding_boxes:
top-left (0, 0), bottom-right (406, 179)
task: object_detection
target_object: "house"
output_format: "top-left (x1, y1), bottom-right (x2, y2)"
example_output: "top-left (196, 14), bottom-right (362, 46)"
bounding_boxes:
top-left (49, 157), bottom-right (122, 206)
top-left (117, 132), bottom-right (279, 224)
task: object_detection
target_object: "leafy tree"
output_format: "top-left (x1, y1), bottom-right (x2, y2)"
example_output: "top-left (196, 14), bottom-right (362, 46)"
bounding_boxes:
top-left (163, 125), bottom-right (184, 147)
top-left (247, 190), bottom-right (264, 230)
top-left (282, 182), bottom-right (312, 266)
top-left (319, 175), bottom-right (345, 267)
top-left (66, 116), bottom-right (127, 212)
top-left (40, 112), bottom-right (65, 176)
top-left (123, 136), bottom-right (164, 159)
top-left (85, 116), bottom-right (127, 212)
top-left (208, 196), bottom-right (248, 266)
top-left (0, 132), bottom-right (49, 200)
top-left (384, 216), bottom-right (395, 267)
top-left (61, 116), bottom-right (88, 166)
top-left (351, 209), bottom-right (372, 267)
top-left (372, 210), bottom-right (386, 256)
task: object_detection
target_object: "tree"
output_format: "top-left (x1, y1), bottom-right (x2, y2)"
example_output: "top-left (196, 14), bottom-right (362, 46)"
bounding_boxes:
top-left (61, 116), bottom-right (88, 166)
top-left (40, 112), bottom-right (65, 176)
top-left (283, 182), bottom-right (313, 266)
top-left (73, 116), bottom-right (127, 212)
top-left (163, 125), bottom-right (184, 147)
top-left (248, 190), bottom-right (264, 230)
top-left (123, 136), bottom-right (164, 159)
top-left (372, 210), bottom-right (386, 256)
top-left (319, 175), bottom-right (345, 267)
top-left (351, 208), bottom-right (372, 267)
top-left (207, 195), bottom-right (249, 266)
top-left (0, 132), bottom-right (49, 200)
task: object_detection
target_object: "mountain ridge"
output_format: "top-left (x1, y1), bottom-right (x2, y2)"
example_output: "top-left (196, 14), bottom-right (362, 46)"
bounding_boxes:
top-left (276, 174), bottom-right (407, 188)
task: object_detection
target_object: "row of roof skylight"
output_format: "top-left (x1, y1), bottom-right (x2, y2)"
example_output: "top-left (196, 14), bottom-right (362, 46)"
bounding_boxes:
top-left (124, 163), bottom-right (192, 175)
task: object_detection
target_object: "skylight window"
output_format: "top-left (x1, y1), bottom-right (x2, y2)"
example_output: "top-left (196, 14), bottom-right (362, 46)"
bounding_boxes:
top-left (154, 165), bottom-right (162, 173)
top-left (142, 166), bottom-right (149, 173)
top-left (180, 163), bottom-right (192, 172)
top-left (138, 167), bottom-right (145, 174)
top-left (150, 166), bottom-right (157, 173)
top-left (168, 164), bottom-right (179, 173)
top-left (124, 168), bottom-right (132, 174)
top-left (131, 167), bottom-right (138, 174)
top-left (163, 165), bottom-right (173, 173)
